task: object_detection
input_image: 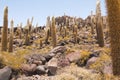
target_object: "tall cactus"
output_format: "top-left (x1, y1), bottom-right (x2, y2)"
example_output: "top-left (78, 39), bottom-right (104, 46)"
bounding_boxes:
top-left (45, 27), bottom-right (50, 44)
top-left (8, 20), bottom-right (14, 52)
top-left (24, 19), bottom-right (30, 45)
top-left (106, 0), bottom-right (120, 76)
top-left (90, 11), bottom-right (95, 34)
top-left (73, 25), bottom-right (78, 44)
top-left (51, 17), bottom-right (57, 48)
top-left (95, 0), bottom-right (104, 47)
top-left (24, 29), bottom-right (30, 46)
top-left (1, 6), bottom-right (8, 51)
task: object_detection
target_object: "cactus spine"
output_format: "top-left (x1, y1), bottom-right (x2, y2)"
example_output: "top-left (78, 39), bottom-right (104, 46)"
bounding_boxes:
top-left (106, 0), bottom-right (120, 76)
top-left (1, 6), bottom-right (8, 51)
top-left (51, 17), bottom-right (57, 48)
top-left (8, 20), bottom-right (14, 52)
top-left (96, 0), bottom-right (104, 47)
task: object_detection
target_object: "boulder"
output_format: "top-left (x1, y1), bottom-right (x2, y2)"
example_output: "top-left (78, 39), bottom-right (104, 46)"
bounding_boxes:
top-left (89, 50), bottom-right (101, 58)
top-left (58, 57), bottom-right (70, 67)
top-left (103, 64), bottom-right (112, 75)
top-left (36, 65), bottom-right (47, 74)
top-left (25, 54), bottom-right (46, 64)
top-left (0, 66), bottom-right (12, 80)
top-left (47, 58), bottom-right (58, 75)
top-left (49, 46), bottom-right (67, 54)
top-left (86, 57), bottom-right (98, 68)
top-left (66, 52), bottom-right (81, 63)
top-left (21, 64), bottom-right (37, 75)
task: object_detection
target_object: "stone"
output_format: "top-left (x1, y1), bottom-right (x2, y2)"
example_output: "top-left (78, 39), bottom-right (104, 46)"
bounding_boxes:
top-left (47, 58), bottom-right (58, 75)
top-left (66, 52), bottom-right (81, 63)
top-left (58, 57), bottom-right (70, 67)
top-left (33, 60), bottom-right (42, 65)
top-left (86, 57), bottom-right (98, 68)
top-left (25, 54), bottom-right (46, 64)
top-left (89, 50), bottom-right (101, 58)
top-left (49, 46), bottom-right (67, 54)
top-left (0, 66), bottom-right (12, 80)
top-left (36, 65), bottom-right (47, 74)
top-left (21, 64), bottom-right (37, 75)
top-left (103, 64), bottom-right (112, 75)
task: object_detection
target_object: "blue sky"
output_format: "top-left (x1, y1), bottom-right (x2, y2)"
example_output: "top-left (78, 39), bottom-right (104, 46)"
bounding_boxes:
top-left (0, 0), bottom-right (106, 27)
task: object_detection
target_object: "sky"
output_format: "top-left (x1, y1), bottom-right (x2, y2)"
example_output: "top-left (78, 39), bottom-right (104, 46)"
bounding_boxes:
top-left (0, 0), bottom-right (106, 27)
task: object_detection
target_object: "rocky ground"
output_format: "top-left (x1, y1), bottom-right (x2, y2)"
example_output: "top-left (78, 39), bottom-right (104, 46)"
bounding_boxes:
top-left (0, 15), bottom-right (119, 80)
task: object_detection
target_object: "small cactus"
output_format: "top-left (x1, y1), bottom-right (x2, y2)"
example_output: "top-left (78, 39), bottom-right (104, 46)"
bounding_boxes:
top-left (1, 6), bottom-right (8, 51)
top-left (8, 20), bottom-right (14, 52)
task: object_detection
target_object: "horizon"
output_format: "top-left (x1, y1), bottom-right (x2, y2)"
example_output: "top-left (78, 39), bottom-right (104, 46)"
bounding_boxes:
top-left (0, 0), bottom-right (106, 27)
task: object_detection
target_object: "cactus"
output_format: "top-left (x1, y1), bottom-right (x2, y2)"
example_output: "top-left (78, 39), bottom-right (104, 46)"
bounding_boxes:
top-left (106, 0), bottom-right (120, 75)
top-left (24, 29), bottom-right (30, 46)
top-left (90, 11), bottom-right (95, 34)
top-left (64, 26), bottom-right (67, 37)
top-left (45, 27), bottom-right (50, 44)
top-left (19, 23), bottom-right (22, 39)
top-left (95, 0), bottom-right (104, 47)
top-left (24, 20), bottom-right (30, 46)
top-left (73, 25), bottom-right (78, 44)
top-left (39, 39), bottom-right (42, 49)
top-left (29, 17), bottom-right (34, 33)
top-left (8, 20), bottom-right (14, 52)
top-left (51, 16), bottom-right (57, 48)
top-left (1, 6), bottom-right (8, 51)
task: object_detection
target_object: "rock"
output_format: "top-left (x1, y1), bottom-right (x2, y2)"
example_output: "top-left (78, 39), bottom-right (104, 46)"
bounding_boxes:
top-left (0, 66), bottom-right (12, 80)
top-left (58, 41), bottom-right (66, 46)
top-left (103, 64), bottom-right (112, 75)
top-left (86, 57), bottom-right (98, 68)
top-left (58, 41), bottom-right (68, 46)
top-left (33, 60), bottom-right (42, 65)
top-left (49, 46), bottom-right (67, 54)
top-left (47, 58), bottom-right (58, 75)
top-left (89, 50), bottom-right (100, 58)
top-left (36, 65), bottom-right (47, 74)
top-left (13, 39), bottom-right (23, 47)
top-left (66, 52), bottom-right (81, 63)
top-left (21, 64), bottom-right (37, 75)
top-left (58, 56), bottom-right (70, 67)
top-left (25, 54), bottom-right (46, 64)
top-left (44, 53), bottom-right (55, 61)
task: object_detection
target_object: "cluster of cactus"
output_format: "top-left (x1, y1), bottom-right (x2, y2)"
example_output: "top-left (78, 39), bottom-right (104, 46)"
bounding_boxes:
top-left (106, 0), bottom-right (120, 76)
top-left (1, 6), bottom-right (8, 51)
top-left (95, 0), bottom-right (104, 47)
